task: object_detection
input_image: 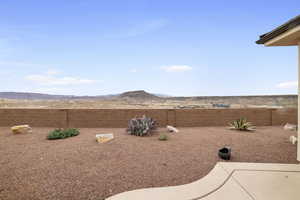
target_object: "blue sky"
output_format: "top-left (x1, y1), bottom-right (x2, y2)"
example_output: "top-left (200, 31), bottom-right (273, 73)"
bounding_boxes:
top-left (0, 0), bottom-right (299, 96)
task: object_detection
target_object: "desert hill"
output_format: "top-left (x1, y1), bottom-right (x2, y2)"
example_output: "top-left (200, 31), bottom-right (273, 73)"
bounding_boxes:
top-left (0, 92), bottom-right (75, 100)
top-left (0, 91), bottom-right (161, 100)
top-left (119, 90), bottom-right (160, 100)
top-left (0, 91), bottom-right (297, 109)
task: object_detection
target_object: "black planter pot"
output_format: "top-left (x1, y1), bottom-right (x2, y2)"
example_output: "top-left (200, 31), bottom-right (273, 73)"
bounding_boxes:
top-left (218, 147), bottom-right (231, 160)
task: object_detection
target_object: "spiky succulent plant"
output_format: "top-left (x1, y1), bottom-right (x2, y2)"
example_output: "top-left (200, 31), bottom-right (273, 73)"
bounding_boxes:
top-left (127, 115), bottom-right (157, 136)
top-left (229, 118), bottom-right (255, 131)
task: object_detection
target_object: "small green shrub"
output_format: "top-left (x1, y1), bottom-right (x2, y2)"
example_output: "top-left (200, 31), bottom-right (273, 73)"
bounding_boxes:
top-left (47, 128), bottom-right (80, 140)
top-left (229, 118), bottom-right (255, 131)
top-left (158, 133), bottom-right (168, 141)
top-left (127, 115), bottom-right (157, 136)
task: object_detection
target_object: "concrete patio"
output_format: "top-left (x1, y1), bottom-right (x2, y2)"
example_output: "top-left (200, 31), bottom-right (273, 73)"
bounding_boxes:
top-left (107, 162), bottom-right (300, 200)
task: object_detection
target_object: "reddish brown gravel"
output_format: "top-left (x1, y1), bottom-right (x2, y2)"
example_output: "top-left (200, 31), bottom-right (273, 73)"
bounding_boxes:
top-left (0, 126), bottom-right (297, 200)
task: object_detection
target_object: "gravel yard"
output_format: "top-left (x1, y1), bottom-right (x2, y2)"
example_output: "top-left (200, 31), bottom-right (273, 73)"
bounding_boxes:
top-left (0, 126), bottom-right (297, 200)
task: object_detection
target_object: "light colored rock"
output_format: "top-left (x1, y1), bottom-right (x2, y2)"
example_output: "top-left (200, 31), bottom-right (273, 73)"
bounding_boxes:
top-left (166, 125), bottom-right (179, 133)
top-left (96, 133), bottom-right (114, 143)
top-left (11, 125), bottom-right (32, 134)
top-left (289, 136), bottom-right (298, 145)
top-left (283, 123), bottom-right (297, 131)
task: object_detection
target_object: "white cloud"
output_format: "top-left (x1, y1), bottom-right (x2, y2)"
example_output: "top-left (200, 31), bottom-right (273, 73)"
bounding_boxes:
top-left (276, 81), bottom-right (298, 89)
top-left (162, 65), bottom-right (193, 72)
top-left (25, 71), bottom-right (98, 86)
top-left (130, 69), bottom-right (137, 73)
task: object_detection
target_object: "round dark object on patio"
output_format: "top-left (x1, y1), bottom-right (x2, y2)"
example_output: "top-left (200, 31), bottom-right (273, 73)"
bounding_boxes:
top-left (218, 147), bottom-right (231, 160)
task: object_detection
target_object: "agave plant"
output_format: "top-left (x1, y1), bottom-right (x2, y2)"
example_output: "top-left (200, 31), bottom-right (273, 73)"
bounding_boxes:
top-left (229, 118), bottom-right (255, 131)
top-left (127, 115), bottom-right (157, 136)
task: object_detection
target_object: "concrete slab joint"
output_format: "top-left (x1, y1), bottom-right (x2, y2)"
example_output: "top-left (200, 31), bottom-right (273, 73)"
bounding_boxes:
top-left (106, 162), bottom-right (300, 200)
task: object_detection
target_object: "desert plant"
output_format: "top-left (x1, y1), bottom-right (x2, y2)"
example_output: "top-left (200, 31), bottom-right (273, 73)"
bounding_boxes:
top-left (127, 115), bottom-right (157, 136)
top-left (158, 133), bottom-right (168, 141)
top-left (47, 128), bottom-right (80, 140)
top-left (229, 118), bottom-right (255, 131)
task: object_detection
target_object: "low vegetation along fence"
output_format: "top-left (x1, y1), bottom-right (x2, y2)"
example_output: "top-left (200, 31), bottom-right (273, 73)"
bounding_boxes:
top-left (0, 108), bottom-right (297, 128)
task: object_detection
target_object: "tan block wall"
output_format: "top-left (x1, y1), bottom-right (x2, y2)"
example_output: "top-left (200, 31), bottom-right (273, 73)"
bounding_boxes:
top-left (67, 109), bottom-right (168, 128)
top-left (271, 108), bottom-right (298, 125)
top-left (0, 109), bottom-right (67, 127)
top-left (175, 108), bottom-right (272, 127)
top-left (0, 108), bottom-right (297, 128)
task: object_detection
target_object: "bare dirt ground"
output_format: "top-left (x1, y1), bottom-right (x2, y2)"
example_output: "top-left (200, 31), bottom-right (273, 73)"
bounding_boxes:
top-left (0, 126), bottom-right (297, 200)
top-left (0, 98), bottom-right (229, 109)
top-left (0, 98), bottom-right (295, 109)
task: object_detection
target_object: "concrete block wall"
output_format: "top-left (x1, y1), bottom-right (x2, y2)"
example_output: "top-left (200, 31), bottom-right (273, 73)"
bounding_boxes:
top-left (67, 109), bottom-right (169, 128)
top-left (0, 108), bottom-right (297, 128)
top-left (271, 108), bottom-right (297, 125)
top-left (0, 109), bottom-right (67, 127)
top-left (175, 109), bottom-right (272, 127)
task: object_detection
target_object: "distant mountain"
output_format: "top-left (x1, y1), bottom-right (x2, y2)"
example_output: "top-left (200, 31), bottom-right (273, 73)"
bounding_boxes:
top-left (0, 92), bottom-right (112, 100)
top-left (119, 90), bottom-right (161, 100)
top-left (0, 90), bottom-right (163, 100)
top-left (0, 91), bottom-right (296, 104)
top-left (0, 92), bottom-right (74, 100)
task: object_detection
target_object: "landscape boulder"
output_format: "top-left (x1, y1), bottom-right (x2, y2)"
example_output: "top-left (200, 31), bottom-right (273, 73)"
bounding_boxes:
top-left (166, 125), bottom-right (179, 133)
top-left (283, 123), bottom-right (297, 131)
top-left (11, 125), bottom-right (32, 134)
top-left (289, 136), bottom-right (298, 145)
top-left (96, 133), bottom-right (114, 143)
